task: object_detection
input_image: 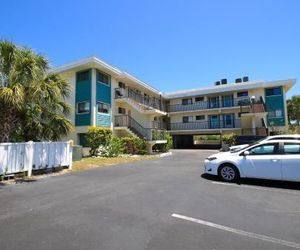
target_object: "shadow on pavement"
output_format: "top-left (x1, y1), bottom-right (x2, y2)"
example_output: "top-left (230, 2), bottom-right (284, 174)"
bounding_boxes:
top-left (201, 173), bottom-right (300, 191)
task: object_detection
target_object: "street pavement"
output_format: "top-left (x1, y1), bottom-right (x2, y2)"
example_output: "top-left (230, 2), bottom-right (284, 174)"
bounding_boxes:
top-left (0, 150), bottom-right (300, 250)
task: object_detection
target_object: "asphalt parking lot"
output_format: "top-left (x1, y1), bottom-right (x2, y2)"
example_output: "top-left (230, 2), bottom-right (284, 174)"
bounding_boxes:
top-left (0, 150), bottom-right (300, 250)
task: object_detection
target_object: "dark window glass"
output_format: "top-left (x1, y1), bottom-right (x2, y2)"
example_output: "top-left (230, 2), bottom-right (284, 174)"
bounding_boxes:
top-left (283, 143), bottom-right (300, 154)
top-left (97, 71), bottom-right (110, 85)
top-left (118, 82), bottom-right (126, 88)
top-left (118, 107), bottom-right (126, 114)
top-left (248, 143), bottom-right (279, 155)
top-left (209, 97), bottom-right (219, 108)
top-left (196, 115), bottom-right (205, 120)
top-left (266, 87), bottom-right (282, 96)
top-left (237, 91), bottom-right (248, 97)
top-left (77, 101), bottom-right (90, 113)
top-left (183, 116), bottom-right (192, 123)
top-left (182, 98), bottom-right (192, 105)
top-left (79, 133), bottom-right (88, 147)
top-left (195, 97), bottom-right (204, 102)
top-left (77, 71), bottom-right (89, 81)
top-left (97, 102), bottom-right (110, 113)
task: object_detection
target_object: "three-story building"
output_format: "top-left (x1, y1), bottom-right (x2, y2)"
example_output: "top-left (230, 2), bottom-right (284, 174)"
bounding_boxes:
top-left (53, 57), bottom-right (296, 151)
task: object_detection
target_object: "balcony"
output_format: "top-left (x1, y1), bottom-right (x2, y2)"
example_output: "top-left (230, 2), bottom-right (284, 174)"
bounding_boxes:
top-left (167, 97), bottom-right (251, 113)
top-left (169, 119), bottom-right (242, 131)
top-left (115, 87), bottom-right (166, 112)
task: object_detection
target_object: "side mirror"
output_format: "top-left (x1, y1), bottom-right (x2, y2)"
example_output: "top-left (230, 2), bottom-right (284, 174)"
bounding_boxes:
top-left (243, 151), bottom-right (250, 156)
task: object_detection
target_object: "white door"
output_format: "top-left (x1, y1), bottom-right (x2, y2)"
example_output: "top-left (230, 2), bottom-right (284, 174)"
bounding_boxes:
top-left (281, 142), bottom-right (300, 181)
top-left (241, 143), bottom-right (282, 180)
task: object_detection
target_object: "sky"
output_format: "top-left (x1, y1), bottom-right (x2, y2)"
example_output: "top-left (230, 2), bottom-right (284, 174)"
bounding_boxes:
top-left (0, 0), bottom-right (299, 97)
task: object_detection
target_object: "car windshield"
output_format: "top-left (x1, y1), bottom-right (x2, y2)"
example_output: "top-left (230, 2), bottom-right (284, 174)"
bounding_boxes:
top-left (230, 137), bottom-right (268, 153)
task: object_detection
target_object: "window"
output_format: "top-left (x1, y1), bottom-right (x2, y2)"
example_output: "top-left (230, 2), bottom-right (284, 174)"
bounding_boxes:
top-left (77, 101), bottom-right (90, 114)
top-left (97, 102), bottom-right (110, 114)
top-left (97, 71), bottom-right (110, 85)
top-left (223, 114), bottom-right (233, 127)
top-left (77, 70), bottom-right (89, 81)
top-left (222, 95), bottom-right (233, 107)
top-left (118, 82), bottom-right (126, 89)
top-left (209, 97), bottom-right (219, 108)
top-left (266, 87), bottom-right (282, 96)
top-left (196, 115), bottom-right (205, 121)
top-left (195, 97), bottom-right (204, 102)
top-left (237, 91), bottom-right (248, 97)
top-left (283, 143), bottom-right (300, 154)
top-left (269, 109), bottom-right (283, 118)
top-left (78, 133), bottom-right (88, 147)
top-left (182, 98), bottom-right (192, 105)
top-left (248, 143), bottom-right (278, 155)
top-left (183, 116), bottom-right (193, 123)
top-left (118, 107), bottom-right (126, 114)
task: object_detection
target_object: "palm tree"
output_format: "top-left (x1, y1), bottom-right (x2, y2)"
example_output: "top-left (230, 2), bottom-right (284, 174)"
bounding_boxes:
top-left (0, 40), bottom-right (72, 142)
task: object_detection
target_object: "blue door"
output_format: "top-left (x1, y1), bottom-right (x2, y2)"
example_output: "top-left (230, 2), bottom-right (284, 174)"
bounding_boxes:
top-left (210, 115), bottom-right (220, 128)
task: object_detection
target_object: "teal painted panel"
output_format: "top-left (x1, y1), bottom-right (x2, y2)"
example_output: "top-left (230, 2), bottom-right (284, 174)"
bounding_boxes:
top-left (96, 81), bottom-right (111, 104)
top-left (75, 69), bottom-right (92, 126)
top-left (265, 87), bottom-right (285, 126)
top-left (96, 114), bottom-right (111, 127)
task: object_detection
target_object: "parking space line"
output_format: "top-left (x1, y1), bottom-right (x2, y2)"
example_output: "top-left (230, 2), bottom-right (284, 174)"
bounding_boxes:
top-left (172, 213), bottom-right (300, 249)
top-left (211, 181), bottom-right (300, 195)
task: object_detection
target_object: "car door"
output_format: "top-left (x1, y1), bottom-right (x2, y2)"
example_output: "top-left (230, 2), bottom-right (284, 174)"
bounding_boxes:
top-left (241, 143), bottom-right (282, 180)
top-left (281, 142), bottom-right (300, 181)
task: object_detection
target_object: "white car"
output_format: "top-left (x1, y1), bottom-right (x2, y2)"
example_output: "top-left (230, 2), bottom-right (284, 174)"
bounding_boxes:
top-left (229, 134), bottom-right (300, 152)
top-left (204, 139), bottom-right (300, 182)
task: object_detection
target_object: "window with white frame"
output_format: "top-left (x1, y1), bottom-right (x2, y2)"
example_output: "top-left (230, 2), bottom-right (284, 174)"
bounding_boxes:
top-left (269, 109), bottom-right (283, 118)
top-left (77, 101), bottom-right (90, 114)
top-left (97, 102), bottom-right (110, 114)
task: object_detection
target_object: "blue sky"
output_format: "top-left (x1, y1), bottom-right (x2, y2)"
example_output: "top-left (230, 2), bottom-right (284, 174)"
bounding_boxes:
top-left (1, 0), bottom-right (299, 97)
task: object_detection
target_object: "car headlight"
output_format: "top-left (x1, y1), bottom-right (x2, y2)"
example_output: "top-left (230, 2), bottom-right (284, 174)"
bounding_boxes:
top-left (207, 156), bottom-right (217, 161)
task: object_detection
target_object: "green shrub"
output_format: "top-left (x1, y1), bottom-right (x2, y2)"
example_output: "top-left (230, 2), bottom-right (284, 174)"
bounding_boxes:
top-left (222, 133), bottom-right (237, 146)
top-left (121, 136), bottom-right (148, 155)
top-left (87, 127), bottom-right (112, 156)
top-left (98, 137), bottom-right (125, 157)
top-left (152, 133), bottom-right (173, 152)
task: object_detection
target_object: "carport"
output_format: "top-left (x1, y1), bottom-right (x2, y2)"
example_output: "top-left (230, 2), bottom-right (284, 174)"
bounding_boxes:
top-left (172, 134), bottom-right (221, 149)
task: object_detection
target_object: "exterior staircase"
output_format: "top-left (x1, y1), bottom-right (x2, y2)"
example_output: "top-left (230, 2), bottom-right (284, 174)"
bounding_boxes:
top-left (114, 115), bottom-right (152, 140)
top-left (115, 88), bottom-right (167, 115)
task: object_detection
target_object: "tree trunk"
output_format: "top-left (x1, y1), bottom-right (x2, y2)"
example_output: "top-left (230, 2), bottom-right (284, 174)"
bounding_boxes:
top-left (0, 104), bottom-right (19, 142)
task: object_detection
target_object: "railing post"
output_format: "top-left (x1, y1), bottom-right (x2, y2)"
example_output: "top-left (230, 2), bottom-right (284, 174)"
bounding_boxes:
top-left (26, 141), bottom-right (34, 177)
top-left (68, 140), bottom-right (73, 170)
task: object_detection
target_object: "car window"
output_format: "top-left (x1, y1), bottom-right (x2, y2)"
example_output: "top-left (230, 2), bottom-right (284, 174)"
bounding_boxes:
top-left (248, 143), bottom-right (278, 155)
top-left (283, 143), bottom-right (300, 154)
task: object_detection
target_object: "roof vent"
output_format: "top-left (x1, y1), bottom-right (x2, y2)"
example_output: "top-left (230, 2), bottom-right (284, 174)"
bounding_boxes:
top-left (215, 81), bottom-right (221, 86)
top-left (235, 78), bottom-right (242, 83)
top-left (221, 79), bottom-right (227, 85)
top-left (243, 76), bottom-right (249, 82)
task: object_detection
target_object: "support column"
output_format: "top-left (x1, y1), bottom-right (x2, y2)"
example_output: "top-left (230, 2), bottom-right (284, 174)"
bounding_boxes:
top-left (91, 68), bottom-right (97, 126)
top-left (251, 117), bottom-right (256, 136)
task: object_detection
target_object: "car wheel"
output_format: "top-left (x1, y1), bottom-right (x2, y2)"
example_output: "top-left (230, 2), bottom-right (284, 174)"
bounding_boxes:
top-left (218, 164), bottom-right (239, 182)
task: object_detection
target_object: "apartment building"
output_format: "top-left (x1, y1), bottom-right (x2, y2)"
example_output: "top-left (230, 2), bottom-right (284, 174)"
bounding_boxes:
top-left (165, 78), bottom-right (295, 148)
top-left (53, 57), bottom-right (296, 150)
top-left (53, 57), bottom-right (168, 152)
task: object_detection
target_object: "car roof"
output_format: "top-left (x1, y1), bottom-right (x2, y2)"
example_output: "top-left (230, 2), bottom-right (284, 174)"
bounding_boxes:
top-left (268, 134), bottom-right (300, 139)
top-left (258, 139), bottom-right (300, 144)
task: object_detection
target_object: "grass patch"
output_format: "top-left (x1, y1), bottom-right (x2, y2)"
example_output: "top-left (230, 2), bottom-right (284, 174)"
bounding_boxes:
top-left (72, 155), bottom-right (157, 172)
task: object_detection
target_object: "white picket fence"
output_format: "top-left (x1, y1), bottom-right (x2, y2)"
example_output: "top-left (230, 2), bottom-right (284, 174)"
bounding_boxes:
top-left (0, 141), bottom-right (73, 176)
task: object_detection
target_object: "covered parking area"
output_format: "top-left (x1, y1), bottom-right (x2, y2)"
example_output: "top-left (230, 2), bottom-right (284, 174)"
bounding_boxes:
top-left (172, 133), bottom-right (222, 149)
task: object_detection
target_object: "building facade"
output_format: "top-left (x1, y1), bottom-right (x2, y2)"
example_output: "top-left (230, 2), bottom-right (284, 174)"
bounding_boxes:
top-left (53, 57), bottom-right (296, 150)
